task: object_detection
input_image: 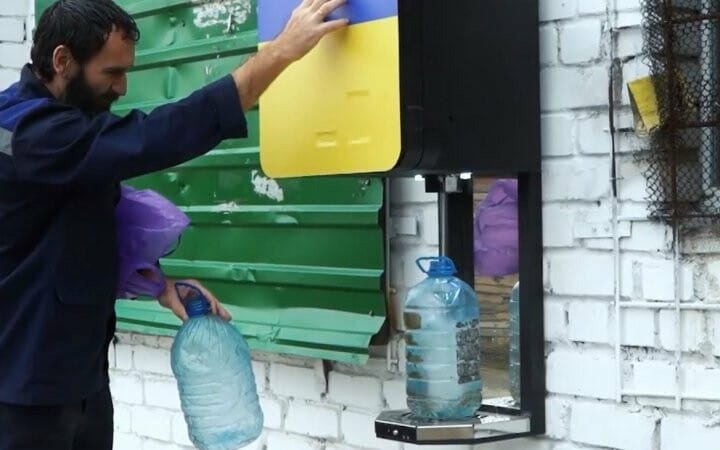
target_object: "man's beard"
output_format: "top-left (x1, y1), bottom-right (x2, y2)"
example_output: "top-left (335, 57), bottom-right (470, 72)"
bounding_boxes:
top-left (63, 70), bottom-right (119, 115)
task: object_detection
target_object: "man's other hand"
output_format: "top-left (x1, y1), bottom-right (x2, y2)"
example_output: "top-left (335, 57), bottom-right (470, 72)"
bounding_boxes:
top-left (158, 278), bottom-right (232, 323)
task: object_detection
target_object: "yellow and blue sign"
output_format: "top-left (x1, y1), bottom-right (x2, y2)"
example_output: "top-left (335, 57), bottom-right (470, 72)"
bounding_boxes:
top-left (258, 0), bottom-right (400, 178)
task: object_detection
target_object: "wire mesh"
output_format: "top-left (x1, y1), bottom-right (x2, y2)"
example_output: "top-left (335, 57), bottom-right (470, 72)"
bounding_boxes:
top-left (641, 0), bottom-right (720, 222)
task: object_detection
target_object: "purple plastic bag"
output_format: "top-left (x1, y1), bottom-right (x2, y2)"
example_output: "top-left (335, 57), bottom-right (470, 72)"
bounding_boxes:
top-left (474, 179), bottom-right (519, 277)
top-left (115, 185), bottom-right (190, 299)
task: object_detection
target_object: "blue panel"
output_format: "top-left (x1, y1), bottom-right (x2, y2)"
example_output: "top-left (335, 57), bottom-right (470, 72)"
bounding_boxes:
top-left (258, 0), bottom-right (398, 42)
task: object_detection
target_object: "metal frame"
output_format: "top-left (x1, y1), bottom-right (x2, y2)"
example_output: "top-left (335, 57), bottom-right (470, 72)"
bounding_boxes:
top-left (375, 171), bottom-right (545, 445)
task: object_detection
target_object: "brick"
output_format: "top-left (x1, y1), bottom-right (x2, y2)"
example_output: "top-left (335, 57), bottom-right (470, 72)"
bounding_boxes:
top-left (239, 432), bottom-right (266, 450)
top-left (481, 439), bottom-right (553, 450)
top-left (259, 396), bottom-right (284, 429)
top-left (659, 310), bottom-right (705, 352)
top-left (171, 412), bottom-right (193, 447)
top-left (661, 415), bottom-right (720, 450)
top-left (560, 19), bottom-right (603, 64)
top-left (578, 1), bottom-right (607, 14)
top-left (266, 432), bottom-right (322, 450)
top-left (0, 68), bottom-right (19, 90)
top-left (144, 376), bottom-right (181, 410)
top-left (0, 42), bottom-right (28, 69)
top-left (341, 410), bottom-right (401, 450)
top-left (0, 1), bottom-right (29, 15)
top-left (252, 361), bottom-right (267, 393)
top-left (114, 344), bottom-right (133, 371)
top-left (539, 0), bottom-right (576, 22)
top-left (616, 131), bottom-right (647, 155)
top-left (546, 349), bottom-right (616, 399)
top-left (568, 301), bottom-right (610, 343)
top-left (540, 67), bottom-right (609, 111)
top-left (134, 346), bottom-right (173, 376)
top-left (422, 204), bottom-right (439, 246)
top-left (617, 10), bottom-right (643, 28)
top-left (285, 402), bottom-right (339, 438)
top-left (141, 440), bottom-right (185, 450)
top-left (544, 300), bottom-right (567, 342)
top-left (545, 396), bottom-right (570, 439)
top-left (630, 360), bottom-right (675, 396)
top-left (621, 58), bottom-right (651, 105)
top-left (382, 378), bottom-right (406, 410)
top-left (542, 158), bottom-right (610, 201)
top-left (543, 205), bottom-right (575, 248)
top-left (618, 27), bottom-right (644, 58)
top-left (708, 313), bottom-right (720, 357)
top-left (554, 444), bottom-right (608, 450)
top-left (577, 113), bottom-right (611, 155)
top-left (642, 259), bottom-right (693, 301)
top-left (390, 177), bottom-right (436, 205)
top-left (539, 25), bottom-right (558, 65)
top-left (618, 0), bottom-right (641, 8)
top-left (548, 251), bottom-right (614, 296)
top-left (132, 406), bottom-right (172, 441)
top-left (328, 372), bottom-right (383, 410)
top-left (541, 113), bottom-right (574, 157)
top-left (325, 445), bottom-right (365, 450)
top-left (617, 158), bottom-right (649, 202)
top-left (0, 17), bottom-right (24, 42)
top-left (114, 432), bottom-right (142, 450)
top-left (114, 402), bottom-right (132, 433)
top-left (682, 365), bottom-right (720, 400)
top-left (570, 401), bottom-right (657, 450)
top-left (110, 372), bottom-right (144, 405)
top-left (620, 309), bottom-right (656, 347)
top-left (621, 254), bottom-right (637, 299)
top-left (269, 364), bottom-right (325, 401)
top-left (622, 221), bottom-right (672, 253)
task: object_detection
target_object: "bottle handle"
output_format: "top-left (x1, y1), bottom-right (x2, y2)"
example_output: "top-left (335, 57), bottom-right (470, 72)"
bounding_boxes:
top-left (415, 256), bottom-right (457, 274)
top-left (415, 257), bottom-right (436, 274)
top-left (174, 282), bottom-right (209, 306)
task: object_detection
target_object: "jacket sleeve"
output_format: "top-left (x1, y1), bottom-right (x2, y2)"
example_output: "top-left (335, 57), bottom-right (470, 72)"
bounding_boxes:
top-left (11, 75), bottom-right (247, 186)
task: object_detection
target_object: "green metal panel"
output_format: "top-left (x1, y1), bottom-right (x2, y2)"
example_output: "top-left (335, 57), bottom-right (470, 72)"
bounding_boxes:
top-left (35, 0), bottom-right (387, 364)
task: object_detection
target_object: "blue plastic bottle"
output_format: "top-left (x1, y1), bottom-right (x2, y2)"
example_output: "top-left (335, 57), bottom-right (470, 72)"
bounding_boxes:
top-left (171, 283), bottom-right (263, 450)
top-left (508, 282), bottom-right (520, 404)
top-left (404, 257), bottom-right (483, 419)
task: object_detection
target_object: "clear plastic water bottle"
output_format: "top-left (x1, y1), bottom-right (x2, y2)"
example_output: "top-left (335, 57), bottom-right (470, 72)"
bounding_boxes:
top-left (508, 282), bottom-right (520, 404)
top-left (404, 256), bottom-right (483, 419)
top-left (171, 283), bottom-right (263, 450)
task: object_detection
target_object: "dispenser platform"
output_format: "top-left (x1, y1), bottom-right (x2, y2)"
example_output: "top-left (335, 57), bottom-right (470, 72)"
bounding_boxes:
top-left (375, 398), bottom-right (533, 445)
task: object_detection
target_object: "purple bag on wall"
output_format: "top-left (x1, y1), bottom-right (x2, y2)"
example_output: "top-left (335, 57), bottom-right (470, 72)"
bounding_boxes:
top-left (115, 185), bottom-right (190, 299)
top-left (474, 179), bottom-right (519, 277)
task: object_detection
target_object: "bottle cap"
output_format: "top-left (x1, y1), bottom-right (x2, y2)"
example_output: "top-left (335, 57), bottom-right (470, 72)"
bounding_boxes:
top-left (175, 282), bottom-right (211, 318)
top-left (416, 256), bottom-right (457, 277)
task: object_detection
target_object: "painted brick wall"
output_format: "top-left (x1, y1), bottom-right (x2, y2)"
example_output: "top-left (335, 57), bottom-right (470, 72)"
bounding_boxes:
top-left (4, 0), bottom-right (720, 449)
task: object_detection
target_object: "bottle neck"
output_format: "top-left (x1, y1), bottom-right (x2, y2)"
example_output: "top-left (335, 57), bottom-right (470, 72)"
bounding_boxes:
top-left (186, 298), bottom-right (211, 318)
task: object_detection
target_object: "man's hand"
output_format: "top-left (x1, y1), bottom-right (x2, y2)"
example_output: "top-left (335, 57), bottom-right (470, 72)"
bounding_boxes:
top-left (274, 0), bottom-right (350, 62)
top-left (157, 278), bottom-right (232, 322)
top-left (232, 0), bottom-right (348, 111)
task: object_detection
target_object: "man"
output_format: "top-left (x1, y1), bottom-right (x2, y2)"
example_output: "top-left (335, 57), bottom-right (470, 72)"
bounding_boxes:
top-left (0, 0), bottom-right (347, 449)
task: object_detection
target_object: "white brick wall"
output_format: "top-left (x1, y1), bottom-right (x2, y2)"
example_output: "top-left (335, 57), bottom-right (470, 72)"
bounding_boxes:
top-left (6, 0), bottom-right (720, 449)
top-left (0, 0), bottom-right (31, 90)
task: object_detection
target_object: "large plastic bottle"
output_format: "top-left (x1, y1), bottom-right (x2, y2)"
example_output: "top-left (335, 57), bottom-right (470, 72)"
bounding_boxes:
top-left (404, 256), bottom-right (483, 419)
top-left (508, 282), bottom-right (520, 404)
top-left (171, 283), bottom-right (263, 450)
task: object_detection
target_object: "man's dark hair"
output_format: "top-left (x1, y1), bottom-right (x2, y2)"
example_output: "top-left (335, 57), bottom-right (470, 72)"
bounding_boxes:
top-left (31, 0), bottom-right (140, 81)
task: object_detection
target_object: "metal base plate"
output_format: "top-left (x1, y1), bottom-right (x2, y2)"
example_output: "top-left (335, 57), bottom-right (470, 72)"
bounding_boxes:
top-left (375, 398), bottom-right (531, 445)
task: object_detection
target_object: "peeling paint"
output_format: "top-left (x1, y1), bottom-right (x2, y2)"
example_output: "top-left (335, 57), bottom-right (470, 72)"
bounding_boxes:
top-left (251, 170), bottom-right (285, 202)
top-left (192, 0), bottom-right (252, 29)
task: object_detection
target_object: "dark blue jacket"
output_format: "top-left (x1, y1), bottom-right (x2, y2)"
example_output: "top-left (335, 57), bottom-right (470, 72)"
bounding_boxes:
top-left (0, 65), bottom-right (247, 405)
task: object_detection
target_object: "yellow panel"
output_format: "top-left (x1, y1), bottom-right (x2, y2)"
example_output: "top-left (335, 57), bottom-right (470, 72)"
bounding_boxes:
top-left (259, 17), bottom-right (400, 178)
